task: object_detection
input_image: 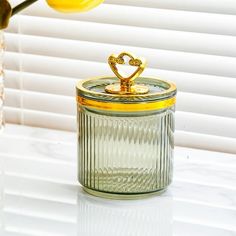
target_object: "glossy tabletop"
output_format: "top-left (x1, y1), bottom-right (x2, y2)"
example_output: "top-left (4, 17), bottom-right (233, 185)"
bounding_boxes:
top-left (0, 125), bottom-right (236, 236)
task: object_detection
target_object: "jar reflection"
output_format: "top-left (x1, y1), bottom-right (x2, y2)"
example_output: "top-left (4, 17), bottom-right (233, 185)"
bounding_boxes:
top-left (0, 172), bottom-right (172, 236)
top-left (77, 188), bottom-right (173, 236)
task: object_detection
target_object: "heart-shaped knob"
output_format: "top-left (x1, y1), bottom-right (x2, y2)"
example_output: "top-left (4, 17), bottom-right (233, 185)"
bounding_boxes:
top-left (105, 52), bottom-right (149, 95)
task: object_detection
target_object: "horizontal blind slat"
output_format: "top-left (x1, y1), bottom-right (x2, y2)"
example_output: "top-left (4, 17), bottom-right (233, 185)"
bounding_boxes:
top-left (176, 131), bottom-right (236, 154)
top-left (11, 0), bottom-right (236, 15)
top-left (5, 70), bottom-right (77, 97)
top-left (105, 0), bottom-right (236, 15)
top-left (5, 49), bottom-right (236, 79)
top-left (5, 88), bottom-right (236, 120)
top-left (6, 29), bottom-right (236, 58)
top-left (15, 2), bottom-right (236, 36)
top-left (5, 107), bottom-right (76, 131)
top-left (5, 69), bottom-right (236, 99)
top-left (176, 112), bottom-right (236, 139)
top-left (5, 89), bottom-right (76, 116)
top-left (177, 93), bottom-right (236, 119)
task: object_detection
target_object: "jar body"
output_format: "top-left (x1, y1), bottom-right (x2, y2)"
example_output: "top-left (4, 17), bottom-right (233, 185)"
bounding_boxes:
top-left (77, 105), bottom-right (175, 198)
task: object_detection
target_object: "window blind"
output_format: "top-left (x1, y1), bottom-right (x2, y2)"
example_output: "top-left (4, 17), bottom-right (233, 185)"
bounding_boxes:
top-left (4, 0), bottom-right (236, 153)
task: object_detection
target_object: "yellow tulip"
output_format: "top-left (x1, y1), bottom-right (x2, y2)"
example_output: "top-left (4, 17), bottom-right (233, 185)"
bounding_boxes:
top-left (0, 0), bottom-right (12, 29)
top-left (46, 0), bottom-right (104, 13)
top-left (0, 0), bottom-right (104, 30)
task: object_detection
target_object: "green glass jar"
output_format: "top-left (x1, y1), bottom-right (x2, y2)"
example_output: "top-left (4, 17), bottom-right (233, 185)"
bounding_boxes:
top-left (76, 52), bottom-right (177, 199)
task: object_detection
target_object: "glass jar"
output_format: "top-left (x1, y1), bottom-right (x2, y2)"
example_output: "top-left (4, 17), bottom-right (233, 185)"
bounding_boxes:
top-left (0, 31), bottom-right (4, 131)
top-left (76, 52), bottom-right (177, 199)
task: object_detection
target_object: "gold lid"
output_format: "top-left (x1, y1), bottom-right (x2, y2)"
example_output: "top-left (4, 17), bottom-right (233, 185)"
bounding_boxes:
top-left (76, 52), bottom-right (177, 112)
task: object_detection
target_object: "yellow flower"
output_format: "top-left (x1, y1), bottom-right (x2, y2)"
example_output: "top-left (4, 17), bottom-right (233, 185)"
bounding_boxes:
top-left (0, 0), bottom-right (12, 29)
top-left (46, 0), bottom-right (104, 13)
top-left (0, 0), bottom-right (104, 30)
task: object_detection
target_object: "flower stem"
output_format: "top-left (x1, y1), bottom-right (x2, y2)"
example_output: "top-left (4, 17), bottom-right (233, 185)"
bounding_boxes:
top-left (11, 0), bottom-right (39, 16)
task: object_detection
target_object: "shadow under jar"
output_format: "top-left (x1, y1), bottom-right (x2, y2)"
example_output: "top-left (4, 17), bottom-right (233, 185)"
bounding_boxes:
top-left (76, 52), bottom-right (177, 199)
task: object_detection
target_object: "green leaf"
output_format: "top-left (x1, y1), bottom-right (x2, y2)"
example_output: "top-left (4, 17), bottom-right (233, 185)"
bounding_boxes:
top-left (0, 0), bottom-right (12, 30)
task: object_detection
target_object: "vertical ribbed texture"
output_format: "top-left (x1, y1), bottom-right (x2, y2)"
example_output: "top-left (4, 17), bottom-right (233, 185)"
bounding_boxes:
top-left (0, 31), bottom-right (4, 131)
top-left (78, 107), bottom-right (174, 194)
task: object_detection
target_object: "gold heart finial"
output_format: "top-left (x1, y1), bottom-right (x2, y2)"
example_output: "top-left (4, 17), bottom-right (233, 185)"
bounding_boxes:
top-left (105, 52), bottom-right (149, 95)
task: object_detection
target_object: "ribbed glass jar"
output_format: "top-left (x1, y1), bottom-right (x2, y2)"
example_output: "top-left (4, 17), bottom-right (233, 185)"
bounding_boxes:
top-left (78, 106), bottom-right (175, 198)
top-left (77, 74), bottom-right (176, 199)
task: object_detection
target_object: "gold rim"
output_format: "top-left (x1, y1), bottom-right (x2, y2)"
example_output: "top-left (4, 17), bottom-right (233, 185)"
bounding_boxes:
top-left (76, 76), bottom-right (177, 98)
top-left (77, 96), bottom-right (176, 112)
top-left (83, 187), bottom-right (167, 200)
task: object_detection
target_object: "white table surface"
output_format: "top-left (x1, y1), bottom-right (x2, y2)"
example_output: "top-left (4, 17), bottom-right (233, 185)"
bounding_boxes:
top-left (0, 124), bottom-right (235, 236)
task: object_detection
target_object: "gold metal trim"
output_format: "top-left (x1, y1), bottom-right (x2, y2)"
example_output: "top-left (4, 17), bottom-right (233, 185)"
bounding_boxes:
top-left (77, 96), bottom-right (176, 112)
top-left (76, 76), bottom-right (177, 99)
top-left (106, 52), bottom-right (149, 94)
